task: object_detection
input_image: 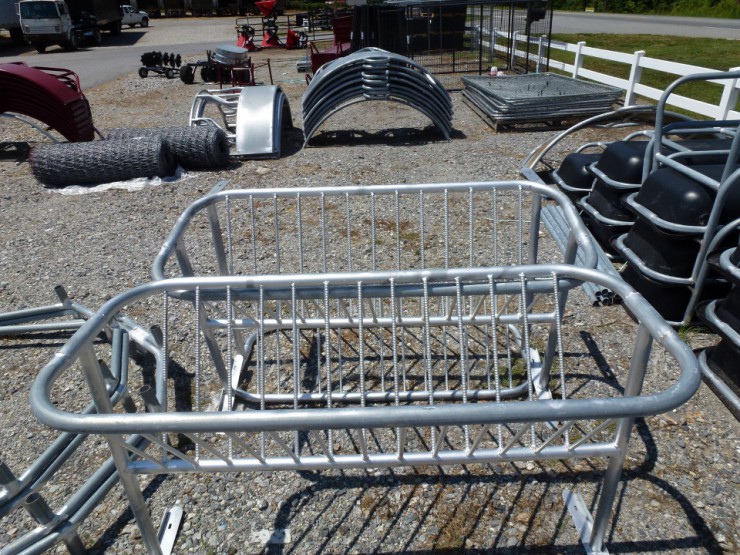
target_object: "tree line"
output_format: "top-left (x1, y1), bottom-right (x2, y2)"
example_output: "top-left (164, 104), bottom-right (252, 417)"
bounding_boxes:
top-left (552, 0), bottom-right (738, 19)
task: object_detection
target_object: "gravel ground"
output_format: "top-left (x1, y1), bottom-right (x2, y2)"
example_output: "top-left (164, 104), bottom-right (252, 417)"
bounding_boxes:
top-left (0, 40), bottom-right (738, 555)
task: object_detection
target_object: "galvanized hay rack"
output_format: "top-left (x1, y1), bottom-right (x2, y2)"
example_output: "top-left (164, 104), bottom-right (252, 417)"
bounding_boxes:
top-left (30, 182), bottom-right (700, 555)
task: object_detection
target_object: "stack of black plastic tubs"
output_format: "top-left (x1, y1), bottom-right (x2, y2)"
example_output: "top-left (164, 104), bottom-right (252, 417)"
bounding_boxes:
top-left (0, 62), bottom-right (94, 142)
top-left (698, 238), bottom-right (740, 418)
top-left (611, 81), bottom-right (740, 325)
top-left (616, 161), bottom-right (739, 323)
top-left (579, 138), bottom-right (651, 256)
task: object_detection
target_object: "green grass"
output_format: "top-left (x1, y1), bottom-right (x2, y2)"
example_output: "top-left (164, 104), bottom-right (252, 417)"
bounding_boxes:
top-left (548, 33), bottom-right (740, 116)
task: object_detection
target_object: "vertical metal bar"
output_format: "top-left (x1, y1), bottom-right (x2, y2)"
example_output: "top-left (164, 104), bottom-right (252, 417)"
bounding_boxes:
top-left (273, 193), bottom-right (281, 274)
top-left (357, 282), bottom-right (369, 460)
top-left (194, 286), bottom-right (202, 461)
top-left (226, 286), bottom-right (234, 459)
top-left (226, 195), bottom-right (234, 274)
top-left (455, 277), bottom-right (470, 449)
top-left (492, 187), bottom-right (499, 265)
top-left (419, 190), bottom-right (426, 269)
top-left (259, 286), bottom-right (266, 459)
top-left (249, 195), bottom-right (257, 275)
top-left (79, 342), bottom-right (162, 554)
top-left (554, 275), bottom-right (568, 447)
top-left (370, 192), bottom-right (377, 271)
top-left (468, 187), bottom-right (474, 267)
top-left (395, 191), bottom-right (402, 270)
top-left (345, 191), bottom-right (353, 272)
top-left (589, 324), bottom-right (653, 552)
top-left (517, 185), bottom-right (525, 265)
top-left (296, 194), bottom-right (305, 274)
top-left (320, 193), bottom-right (328, 273)
top-left (489, 276), bottom-right (504, 449)
top-left (422, 277), bottom-right (436, 453)
top-left (528, 191), bottom-right (542, 264)
top-left (519, 274), bottom-right (536, 448)
top-left (444, 188), bottom-right (450, 269)
top-left (323, 283), bottom-right (334, 456)
top-left (389, 277), bottom-right (403, 455)
top-left (337, 301), bottom-right (344, 393)
top-left (207, 196), bottom-right (229, 275)
top-left (291, 284), bottom-right (300, 456)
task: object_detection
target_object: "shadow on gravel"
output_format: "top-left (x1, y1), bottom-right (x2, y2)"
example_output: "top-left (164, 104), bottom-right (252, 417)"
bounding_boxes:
top-left (305, 127), bottom-right (466, 148)
top-left (93, 30), bottom-right (148, 48)
top-left (252, 331), bottom-right (723, 554)
top-left (261, 458), bottom-right (722, 555)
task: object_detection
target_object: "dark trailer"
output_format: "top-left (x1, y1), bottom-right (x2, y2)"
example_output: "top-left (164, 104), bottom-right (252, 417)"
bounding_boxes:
top-left (350, 0), bottom-right (553, 89)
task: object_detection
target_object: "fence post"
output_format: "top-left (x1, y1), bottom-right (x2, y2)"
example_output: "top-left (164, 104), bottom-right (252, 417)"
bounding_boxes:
top-left (536, 35), bottom-right (546, 73)
top-left (624, 50), bottom-right (645, 106)
top-left (718, 66), bottom-right (740, 119)
top-left (492, 28), bottom-right (498, 62)
top-left (572, 41), bottom-right (586, 79)
top-left (511, 30), bottom-right (519, 70)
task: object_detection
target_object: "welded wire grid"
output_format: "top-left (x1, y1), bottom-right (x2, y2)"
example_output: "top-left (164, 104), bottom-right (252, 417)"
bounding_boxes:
top-left (44, 266), bottom-right (668, 477)
top-left (153, 184), bottom-right (577, 283)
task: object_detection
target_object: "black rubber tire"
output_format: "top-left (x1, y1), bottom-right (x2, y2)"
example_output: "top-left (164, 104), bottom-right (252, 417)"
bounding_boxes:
top-left (179, 65), bottom-right (195, 84)
top-left (29, 137), bottom-right (176, 188)
top-left (165, 67), bottom-right (174, 79)
top-left (9, 27), bottom-right (24, 43)
top-left (138, 67), bottom-right (148, 78)
top-left (106, 126), bottom-right (230, 170)
top-left (141, 18), bottom-right (149, 27)
top-left (65, 31), bottom-right (78, 51)
top-left (200, 64), bottom-right (219, 83)
top-left (92, 28), bottom-right (102, 46)
top-left (33, 43), bottom-right (47, 53)
top-left (109, 20), bottom-right (122, 35)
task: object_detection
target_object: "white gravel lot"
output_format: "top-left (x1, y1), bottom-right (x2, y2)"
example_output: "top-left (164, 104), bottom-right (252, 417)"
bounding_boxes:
top-left (0, 19), bottom-right (738, 555)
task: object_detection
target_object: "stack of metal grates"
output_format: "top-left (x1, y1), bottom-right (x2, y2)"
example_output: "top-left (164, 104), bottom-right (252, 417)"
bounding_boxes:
top-left (463, 72), bottom-right (623, 130)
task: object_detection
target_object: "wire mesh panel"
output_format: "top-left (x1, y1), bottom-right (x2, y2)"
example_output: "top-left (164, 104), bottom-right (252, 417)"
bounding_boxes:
top-left (31, 266), bottom-right (700, 554)
top-left (152, 181), bottom-right (594, 280)
top-left (150, 181), bottom-right (595, 404)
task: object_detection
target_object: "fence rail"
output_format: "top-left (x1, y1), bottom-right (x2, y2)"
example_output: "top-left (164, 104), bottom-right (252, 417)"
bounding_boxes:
top-left (488, 31), bottom-right (740, 120)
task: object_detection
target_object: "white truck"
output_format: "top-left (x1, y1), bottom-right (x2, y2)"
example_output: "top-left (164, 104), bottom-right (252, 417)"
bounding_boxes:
top-left (120, 4), bottom-right (147, 27)
top-left (18, 0), bottom-right (122, 52)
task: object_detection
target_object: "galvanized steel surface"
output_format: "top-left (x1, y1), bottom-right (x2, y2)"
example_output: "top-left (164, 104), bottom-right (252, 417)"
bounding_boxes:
top-left (463, 73), bottom-right (622, 126)
top-left (189, 85), bottom-right (293, 158)
top-left (29, 181), bottom-right (700, 555)
top-left (302, 48), bottom-right (453, 144)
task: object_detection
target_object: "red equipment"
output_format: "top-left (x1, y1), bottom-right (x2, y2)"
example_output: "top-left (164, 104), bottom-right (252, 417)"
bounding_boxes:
top-left (308, 14), bottom-right (353, 73)
top-left (236, 22), bottom-right (258, 51)
top-left (285, 28), bottom-right (307, 50)
top-left (254, 0), bottom-right (282, 48)
top-left (0, 62), bottom-right (94, 142)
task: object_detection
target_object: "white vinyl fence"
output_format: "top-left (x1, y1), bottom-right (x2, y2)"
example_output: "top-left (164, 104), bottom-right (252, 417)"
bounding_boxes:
top-left (492, 31), bottom-right (740, 120)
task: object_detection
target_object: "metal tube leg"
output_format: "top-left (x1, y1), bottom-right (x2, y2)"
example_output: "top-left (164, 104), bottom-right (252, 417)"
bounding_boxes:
top-left (79, 342), bottom-right (163, 555)
top-left (25, 493), bottom-right (87, 555)
top-left (587, 420), bottom-right (633, 554)
top-left (107, 438), bottom-right (163, 555)
top-left (590, 324), bottom-right (653, 552)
